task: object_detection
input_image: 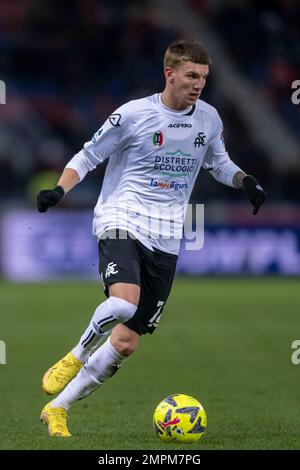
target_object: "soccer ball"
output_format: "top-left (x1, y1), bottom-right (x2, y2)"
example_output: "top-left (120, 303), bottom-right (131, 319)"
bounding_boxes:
top-left (153, 394), bottom-right (207, 443)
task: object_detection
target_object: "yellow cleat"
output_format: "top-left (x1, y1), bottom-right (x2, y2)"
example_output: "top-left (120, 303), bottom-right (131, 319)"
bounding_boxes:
top-left (42, 352), bottom-right (83, 395)
top-left (40, 402), bottom-right (71, 437)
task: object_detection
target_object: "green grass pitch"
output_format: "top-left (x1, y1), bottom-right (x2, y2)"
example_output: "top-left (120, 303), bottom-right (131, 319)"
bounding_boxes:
top-left (0, 277), bottom-right (300, 450)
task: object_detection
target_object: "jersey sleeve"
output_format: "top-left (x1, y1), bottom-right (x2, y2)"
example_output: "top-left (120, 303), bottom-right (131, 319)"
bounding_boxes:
top-left (201, 111), bottom-right (242, 187)
top-left (65, 102), bottom-right (134, 181)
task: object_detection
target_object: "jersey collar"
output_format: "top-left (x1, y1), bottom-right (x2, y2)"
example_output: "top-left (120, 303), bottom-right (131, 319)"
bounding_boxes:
top-left (155, 93), bottom-right (195, 119)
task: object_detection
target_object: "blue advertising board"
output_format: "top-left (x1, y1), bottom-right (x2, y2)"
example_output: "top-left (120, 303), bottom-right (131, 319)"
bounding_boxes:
top-left (1, 210), bottom-right (300, 280)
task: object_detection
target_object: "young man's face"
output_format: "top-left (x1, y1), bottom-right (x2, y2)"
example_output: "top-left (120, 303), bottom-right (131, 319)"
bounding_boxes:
top-left (165, 61), bottom-right (209, 108)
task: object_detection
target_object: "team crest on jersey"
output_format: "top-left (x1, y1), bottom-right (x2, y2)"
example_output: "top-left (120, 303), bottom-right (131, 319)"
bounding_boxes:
top-left (153, 131), bottom-right (163, 147)
top-left (193, 132), bottom-right (206, 147)
top-left (105, 262), bottom-right (118, 278)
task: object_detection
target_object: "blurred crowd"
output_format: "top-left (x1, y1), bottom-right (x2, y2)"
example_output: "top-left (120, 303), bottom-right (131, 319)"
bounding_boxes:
top-left (189, 0), bottom-right (300, 202)
top-left (0, 0), bottom-right (299, 207)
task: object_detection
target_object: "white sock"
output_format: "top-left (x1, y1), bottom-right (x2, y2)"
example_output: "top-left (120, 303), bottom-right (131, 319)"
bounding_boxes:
top-left (51, 337), bottom-right (127, 410)
top-left (72, 296), bottom-right (137, 363)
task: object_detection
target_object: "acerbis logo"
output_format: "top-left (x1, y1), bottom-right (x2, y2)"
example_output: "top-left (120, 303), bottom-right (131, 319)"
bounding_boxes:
top-left (109, 113), bottom-right (121, 127)
top-left (153, 131), bottom-right (163, 147)
top-left (168, 123), bottom-right (192, 128)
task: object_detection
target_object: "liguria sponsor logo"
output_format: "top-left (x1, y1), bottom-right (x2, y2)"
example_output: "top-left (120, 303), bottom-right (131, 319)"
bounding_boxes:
top-left (150, 179), bottom-right (188, 191)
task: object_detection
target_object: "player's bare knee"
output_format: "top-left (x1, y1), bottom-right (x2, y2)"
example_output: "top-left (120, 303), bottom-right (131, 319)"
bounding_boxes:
top-left (109, 283), bottom-right (140, 306)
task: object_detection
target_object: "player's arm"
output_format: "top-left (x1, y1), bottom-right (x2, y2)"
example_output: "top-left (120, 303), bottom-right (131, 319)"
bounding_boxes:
top-left (232, 170), bottom-right (247, 189)
top-left (202, 113), bottom-right (267, 215)
top-left (37, 168), bottom-right (80, 213)
top-left (232, 170), bottom-right (266, 215)
top-left (37, 102), bottom-right (134, 213)
top-left (57, 168), bottom-right (80, 192)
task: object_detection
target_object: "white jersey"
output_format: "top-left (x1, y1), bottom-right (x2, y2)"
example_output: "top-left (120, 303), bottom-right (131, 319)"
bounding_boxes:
top-left (66, 93), bottom-right (241, 255)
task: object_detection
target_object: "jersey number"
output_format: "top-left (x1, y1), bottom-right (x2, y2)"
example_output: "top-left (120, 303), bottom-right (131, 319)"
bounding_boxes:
top-left (148, 301), bottom-right (165, 328)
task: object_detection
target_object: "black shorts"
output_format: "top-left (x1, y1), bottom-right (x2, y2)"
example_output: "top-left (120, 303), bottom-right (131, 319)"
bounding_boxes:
top-left (98, 230), bottom-right (178, 335)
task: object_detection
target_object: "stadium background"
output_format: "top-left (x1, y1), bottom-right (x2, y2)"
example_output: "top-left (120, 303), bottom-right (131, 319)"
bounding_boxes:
top-left (0, 0), bottom-right (300, 450)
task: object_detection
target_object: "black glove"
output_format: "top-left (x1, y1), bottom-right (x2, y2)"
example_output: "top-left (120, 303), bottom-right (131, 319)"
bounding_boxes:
top-left (242, 175), bottom-right (267, 215)
top-left (37, 185), bottom-right (65, 213)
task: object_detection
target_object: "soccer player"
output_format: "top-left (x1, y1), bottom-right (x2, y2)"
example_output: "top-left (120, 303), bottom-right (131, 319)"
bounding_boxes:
top-left (37, 39), bottom-right (266, 437)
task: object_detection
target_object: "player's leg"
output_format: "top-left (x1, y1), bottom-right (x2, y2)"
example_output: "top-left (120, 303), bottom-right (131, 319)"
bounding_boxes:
top-left (40, 322), bottom-right (140, 437)
top-left (53, 322), bottom-right (140, 410)
top-left (124, 243), bottom-right (178, 336)
top-left (40, 243), bottom-right (177, 437)
top-left (48, 243), bottom-right (177, 436)
top-left (71, 233), bottom-right (141, 363)
top-left (71, 283), bottom-right (140, 362)
top-left (42, 231), bottom-right (141, 395)
top-left (42, 286), bottom-right (139, 395)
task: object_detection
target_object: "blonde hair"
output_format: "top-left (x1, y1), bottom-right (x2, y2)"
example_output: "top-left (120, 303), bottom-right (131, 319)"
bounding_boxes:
top-left (164, 39), bottom-right (211, 69)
